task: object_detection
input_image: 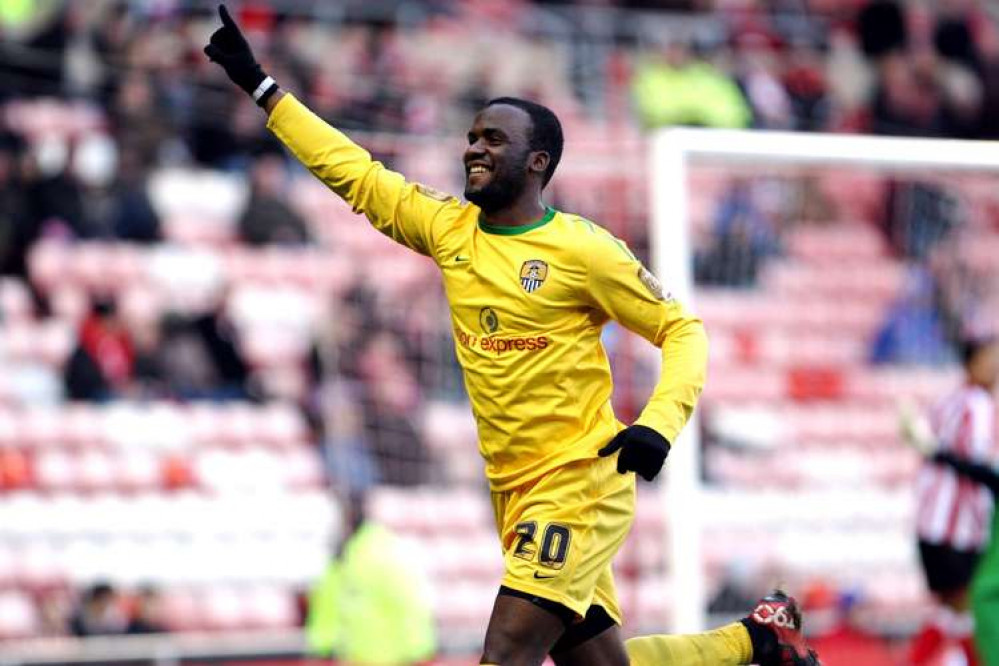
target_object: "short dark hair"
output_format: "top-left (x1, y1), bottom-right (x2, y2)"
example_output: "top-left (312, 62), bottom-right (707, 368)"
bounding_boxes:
top-left (486, 97), bottom-right (563, 187)
top-left (85, 582), bottom-right (115, 603)
top-left (961, 336), bottom-right (996, 367)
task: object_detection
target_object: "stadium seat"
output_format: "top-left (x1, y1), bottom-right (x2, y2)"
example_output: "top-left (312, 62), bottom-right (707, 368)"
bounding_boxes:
top-left (201, 585), bottom-right (246, 631)
top-left (0, 590), bottom-right (41, 639)
top-left (0, 279), bottom-right (32, 323)
top-left (243, 585), bottom-right (298, 629)
top-left (114, 449), bottom-right (161, 492)
top-left (33, 450), bottom-right (76, 492)
top-left (76, 450), bottom-right (116, 492)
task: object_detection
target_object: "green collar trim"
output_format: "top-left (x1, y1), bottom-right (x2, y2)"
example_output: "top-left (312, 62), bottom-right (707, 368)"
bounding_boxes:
top-left (478, 207), bottom-right (556, 236)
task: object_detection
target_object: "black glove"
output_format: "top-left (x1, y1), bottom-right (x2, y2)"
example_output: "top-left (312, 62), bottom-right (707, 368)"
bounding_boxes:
top-left (204, 5), bottom-right (278, 107)
top-left (598, 425), bottom-right (671, 482)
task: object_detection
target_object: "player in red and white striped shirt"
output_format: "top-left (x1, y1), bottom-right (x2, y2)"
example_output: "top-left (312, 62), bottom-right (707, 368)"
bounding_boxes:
top-left (910, 337), bottom-right (999, 666)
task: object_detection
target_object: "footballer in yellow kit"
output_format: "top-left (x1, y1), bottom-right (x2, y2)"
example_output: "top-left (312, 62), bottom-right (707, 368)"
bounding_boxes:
top-left (206, 7), bottom-right (824, 665)
top-left (267, 94), bottom-right (706, 624)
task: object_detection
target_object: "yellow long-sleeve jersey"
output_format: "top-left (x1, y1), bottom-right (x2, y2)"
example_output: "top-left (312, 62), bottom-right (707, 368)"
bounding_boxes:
top-left (268, 94), bottom-right (708, 491)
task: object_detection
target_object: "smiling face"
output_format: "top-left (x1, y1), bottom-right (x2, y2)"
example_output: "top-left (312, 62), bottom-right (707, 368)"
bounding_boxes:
top-left (463, 104), bottom-right (539, 213)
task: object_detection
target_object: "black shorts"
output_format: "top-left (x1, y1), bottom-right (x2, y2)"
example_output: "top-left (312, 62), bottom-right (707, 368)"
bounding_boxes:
top-left (918, 539), bottom-right (982, 594)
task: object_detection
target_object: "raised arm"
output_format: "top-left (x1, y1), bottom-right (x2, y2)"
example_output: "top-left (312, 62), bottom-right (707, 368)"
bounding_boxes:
top-left (203, 4), bottom-right (462, 259)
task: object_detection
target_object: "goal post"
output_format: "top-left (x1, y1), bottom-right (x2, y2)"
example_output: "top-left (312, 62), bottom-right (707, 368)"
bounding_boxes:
top-left (650, 127), bottom-right (999, 634)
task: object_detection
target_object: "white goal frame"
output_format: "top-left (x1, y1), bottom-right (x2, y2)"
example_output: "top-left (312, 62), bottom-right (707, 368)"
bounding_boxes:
top-left (651, 128), bottom-right (999, 633)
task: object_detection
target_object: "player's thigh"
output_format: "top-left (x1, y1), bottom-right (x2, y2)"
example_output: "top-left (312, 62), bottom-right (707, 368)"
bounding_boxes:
top-left (481, 590), bottom-right (568, 666)
top-left (550, 621), bottom-right (630, 666)
top-left (550, 604), bottom-right (627, 666)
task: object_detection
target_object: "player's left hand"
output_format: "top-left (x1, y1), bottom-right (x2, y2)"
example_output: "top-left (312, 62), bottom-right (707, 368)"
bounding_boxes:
top-left (599, 425), bottom-right (670, 481)
top-left (204, 5), bottom-right (276, 106)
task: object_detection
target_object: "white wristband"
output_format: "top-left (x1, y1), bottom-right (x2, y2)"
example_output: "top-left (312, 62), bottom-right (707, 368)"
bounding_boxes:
top-left (251, 76), bottom-right (277, 103)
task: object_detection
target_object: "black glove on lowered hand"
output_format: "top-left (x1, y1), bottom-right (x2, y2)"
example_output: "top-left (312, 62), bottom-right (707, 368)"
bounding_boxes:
top-left (599, 425), bottom-right (671, 482)
top-left (204, 5), bottom-right (278, 107)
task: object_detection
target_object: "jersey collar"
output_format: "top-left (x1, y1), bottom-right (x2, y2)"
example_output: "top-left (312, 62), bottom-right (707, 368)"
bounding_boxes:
top-left (478, 207), bottom-right (556, 236)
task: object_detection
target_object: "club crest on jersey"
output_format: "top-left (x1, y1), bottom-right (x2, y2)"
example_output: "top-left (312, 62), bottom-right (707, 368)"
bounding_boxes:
top-left (520, 260), bottom-right (548, 293)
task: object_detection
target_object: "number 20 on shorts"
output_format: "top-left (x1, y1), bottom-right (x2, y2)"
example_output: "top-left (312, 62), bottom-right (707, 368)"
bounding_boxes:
top-left (512, 521), bottom-right (572, 570)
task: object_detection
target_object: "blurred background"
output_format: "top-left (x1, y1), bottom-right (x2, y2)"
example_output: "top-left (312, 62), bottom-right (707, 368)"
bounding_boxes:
top-left (0, 0), bottom-right (998, 664)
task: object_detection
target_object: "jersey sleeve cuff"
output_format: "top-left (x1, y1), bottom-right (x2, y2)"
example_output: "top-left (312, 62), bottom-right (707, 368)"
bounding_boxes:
top-left (265, 92), bottom-right (298, 130)
top-left (633, 416), bottom-right (676, 444)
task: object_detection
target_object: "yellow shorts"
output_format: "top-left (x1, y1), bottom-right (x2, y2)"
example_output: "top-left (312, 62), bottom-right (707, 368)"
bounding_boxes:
top-left (490, 453), bottom-right (636, 624)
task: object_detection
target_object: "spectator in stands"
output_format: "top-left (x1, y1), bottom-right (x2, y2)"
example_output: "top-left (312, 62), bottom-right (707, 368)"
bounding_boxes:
top-left (930, 242), bottom-right (988, 354)
top-left (319, 380), bottom-right (381, 494)
top-left (881, 178), bottom-right (961, 261)
top-left (237, 145), bottom-right (312, 246)
top-left (158, 304), bottom-right (253, 402)
top-left (732, 33), bottom-right (795, 130)
top-left (857, 1), bottom-right (908, 61)
top-left (108, 147), bottom-right (161, 243)
top-left (862, 4), bottom-right (982, 140)
top-left (89, 1), bottom-right (133, 107)
top-left (109, 71), bottom-right (174, 169)
top-left (0, 131), bottom-right (28, 277)
top-left (358, 331), bottom-right (434, 486)
top-left (69, 582), bottom-right (127, 637)
top-left (932, 15), bottom-right (985, 139)
top-left (129, 317), bottom-right (168, 399)
top-left (306, 491), bottom-right (436, 664)
top-left (64, 296), bottom-right (135, 402)
top-left (22, 135), bottom-right (92, 242)
top-left (38, 588), bottom-right (75, 638)
top-left (783, 42), bottom-right (832, 132)
top-left (694, 179), bottom-right (780, 287)
top-left (126, 586), bottom-right (167, 634)
top-left (870, 267), bottom-right (955, 366)
top-left (4, 4), bottom-right (70, 99)
top-left (631, 39), bottom-right (752, 130)
top-left (309, 283), bottom-right (382, 384)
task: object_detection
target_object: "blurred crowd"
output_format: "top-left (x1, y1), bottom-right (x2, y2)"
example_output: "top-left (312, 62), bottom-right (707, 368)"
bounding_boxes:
top-left (0, 0), bottom-right (996, 489)
top-left (33, 581), bottom-right (168, 638)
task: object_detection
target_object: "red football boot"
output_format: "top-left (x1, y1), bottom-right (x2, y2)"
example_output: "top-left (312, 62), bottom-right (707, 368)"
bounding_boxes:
top-left (746, 590), bottom-right (822, 666)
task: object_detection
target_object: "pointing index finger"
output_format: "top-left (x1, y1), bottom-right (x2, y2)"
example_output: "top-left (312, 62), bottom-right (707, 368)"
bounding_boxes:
top-left (219, 4), bottom-right (234, 27)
